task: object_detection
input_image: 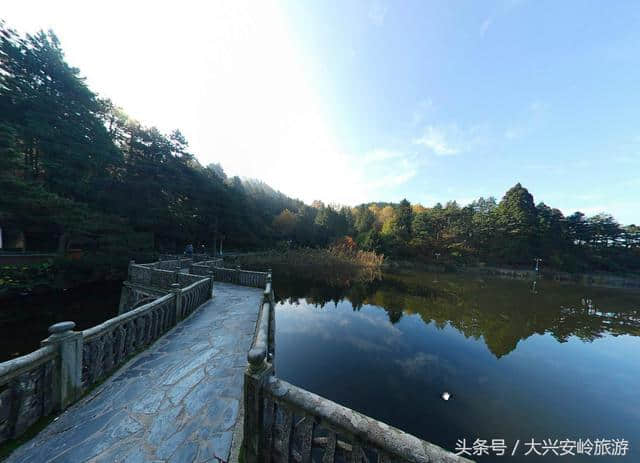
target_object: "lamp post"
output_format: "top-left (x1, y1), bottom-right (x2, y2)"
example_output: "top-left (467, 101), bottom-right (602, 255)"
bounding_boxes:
top-left (534, 257), bottom-right (542, 272)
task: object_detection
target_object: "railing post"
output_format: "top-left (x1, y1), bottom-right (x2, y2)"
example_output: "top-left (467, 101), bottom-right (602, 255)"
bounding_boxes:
top-left (41, 321), bottom-right (83, 410)
top-left (171, 283), bottom-right (182, 322)
top-left (244, 357), bottom-right (273, 463)
top-left (235, 265), bottom-right (241, 285)
top-left (128, 259), bottom-right (135, 279)
top-left (208, 270), bottom-right (214, 299)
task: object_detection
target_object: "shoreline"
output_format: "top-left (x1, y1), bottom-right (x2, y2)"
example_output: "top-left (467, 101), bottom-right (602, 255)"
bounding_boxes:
top-left (383, 260), bottom-right (640, 290)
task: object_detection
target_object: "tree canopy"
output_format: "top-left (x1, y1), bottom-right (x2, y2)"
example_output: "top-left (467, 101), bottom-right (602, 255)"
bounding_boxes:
top-left (1, 23), bottom-right (638, 275)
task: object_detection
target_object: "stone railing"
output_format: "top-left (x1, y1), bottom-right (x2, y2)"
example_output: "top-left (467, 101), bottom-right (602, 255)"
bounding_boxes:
top-left (189, 259), bottom-right (225, 277)
top-left (0, 271), bottom-right (214, 446)
top-left (243, 274), bottom-right (472, 463)
top-left (177, 278), bottom-right (212, 319)
top-left (212, 266), bottom-right (269, 288)
top-left (81, 293), bottom-right (177, 390)
top-left (158, 253), bottom-right (211, 263)
top-left (261, 377), bottom-right (473, 463)
top-left (0, 344), bottom-right (57, 444)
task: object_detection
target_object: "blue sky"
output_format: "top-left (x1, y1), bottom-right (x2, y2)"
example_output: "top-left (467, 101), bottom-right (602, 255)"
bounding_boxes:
top-left (4, 1), bottom-right (640, 223)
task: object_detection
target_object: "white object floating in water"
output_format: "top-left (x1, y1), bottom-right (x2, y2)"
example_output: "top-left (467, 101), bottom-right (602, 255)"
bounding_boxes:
top-left (441, 392), bottom-right (451, 401)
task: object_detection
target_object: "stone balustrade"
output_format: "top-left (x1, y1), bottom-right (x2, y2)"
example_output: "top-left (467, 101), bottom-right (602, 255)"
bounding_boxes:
top-left (261, 377), bottom-right (473, 463)
top-left (243, 272), bottom-right (472, 463)
top-left (212, 266), bottom-right (268, 288)
top-left (0, 265), bottom-right (214, 446)
top-left (81, 293), bottom-right (177, 389)
top-left (0, 345), bottom-right (57, 444)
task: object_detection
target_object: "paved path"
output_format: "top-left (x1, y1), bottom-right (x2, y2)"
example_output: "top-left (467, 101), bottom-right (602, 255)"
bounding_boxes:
top-left (7, 283), bottom-right (262, 463)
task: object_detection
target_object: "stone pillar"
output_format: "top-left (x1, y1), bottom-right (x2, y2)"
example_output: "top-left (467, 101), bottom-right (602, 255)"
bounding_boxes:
top-left (208, 270), bottom-right (215, 299)
top-left (171, 283), bottom-right (182, 322)
top-left (41, 322), bottom-right (83, 410)
top-left (128, 259), bottom-right (135, 279)
top-left (244, 359), bottom-right (273, 463)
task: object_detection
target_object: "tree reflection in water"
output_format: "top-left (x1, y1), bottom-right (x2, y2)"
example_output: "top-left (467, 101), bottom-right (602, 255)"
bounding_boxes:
top-left (273, 266), bottom-right (640, 358)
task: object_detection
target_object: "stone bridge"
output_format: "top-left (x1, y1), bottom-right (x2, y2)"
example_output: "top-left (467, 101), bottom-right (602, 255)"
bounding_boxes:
top-left (0, 257), bottom-right (472, 463)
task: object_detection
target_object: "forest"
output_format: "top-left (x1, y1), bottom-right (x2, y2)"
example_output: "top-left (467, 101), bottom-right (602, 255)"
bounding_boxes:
top-left (1, 24), bottom-right (639, 282)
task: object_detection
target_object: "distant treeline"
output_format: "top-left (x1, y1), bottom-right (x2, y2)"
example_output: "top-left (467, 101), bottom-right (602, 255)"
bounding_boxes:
top-left (1, 24), bottom-right (639, 276)
top-left (272, 185), bottom-right (640, 273)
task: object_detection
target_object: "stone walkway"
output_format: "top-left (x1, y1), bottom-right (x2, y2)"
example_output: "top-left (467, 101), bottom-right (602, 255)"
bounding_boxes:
top-left (7, 283), bottom-right (262, 463)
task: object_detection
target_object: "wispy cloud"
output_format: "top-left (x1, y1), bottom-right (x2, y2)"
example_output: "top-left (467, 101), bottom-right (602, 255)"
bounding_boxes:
top-left (414, 124), bottom-right (486, 156)
top-left (411, 98), bottom-right (434, 127)
top-left (480, 17), bottom-right (492, 37)
top-left (359, 149), bottom-right (419, 190)
top-left (504, 100), bottom-right (549, 140)
top-left (414, 126), bottom-right (459, 155)
top-left (368, 1), bottom-right (388, 26)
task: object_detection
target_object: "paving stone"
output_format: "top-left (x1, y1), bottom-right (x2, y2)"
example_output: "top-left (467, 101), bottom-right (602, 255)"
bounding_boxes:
top-left (168, 368), bottom-right (205, 405)
top-left (205, 397), bottom-right (239, 431)
top-left (108, 413), bottom-right (144, 440)
top-left (148, 406), bottom-right (183, 446)
top-left (196, 430), bottom-right (233, 462)
top-left (130, 389), bottom-right (165, 414)
top-left (156, 419), bottom-right (200, 459)
top-left (6, 283), bottom-right (261, 463)
top-left (161, 349), bottom-right (218, 386)
top-left (168, 441), bottom-right (198, 463)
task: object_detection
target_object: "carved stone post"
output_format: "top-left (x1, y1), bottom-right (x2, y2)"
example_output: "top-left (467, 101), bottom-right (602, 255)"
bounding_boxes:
top-left (208, 270), bottom-right (215, 299)
top-left (244, 354), bottom-right (273, 463)
top-left (41, 322), bottom-right (83, 410)
top-left (171, 283), bottom-right (182, 322)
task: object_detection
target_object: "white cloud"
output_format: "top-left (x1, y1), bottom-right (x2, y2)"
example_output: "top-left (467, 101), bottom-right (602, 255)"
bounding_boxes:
top-left (414, 126), bottom-right (459, 156)
top-left (368, 2), bottom-right (388, 26)
top-left (414, 124), bottom-right (486, 156)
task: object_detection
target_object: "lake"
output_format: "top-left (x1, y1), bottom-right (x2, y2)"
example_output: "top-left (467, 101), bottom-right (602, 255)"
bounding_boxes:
top-left (0, 280), bottom-right (122, 362)
top-left (272, 270), bottom-right (640, 461)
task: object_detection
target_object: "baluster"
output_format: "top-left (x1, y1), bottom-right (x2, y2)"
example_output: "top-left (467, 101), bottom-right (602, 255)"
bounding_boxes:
top-left (81, 342), bottom-right (91, 387)
top-left (135, 316), bottom-right (145, 347)
top-left (143, 313), bottom-right (152, 345)
top-left (274, 404), bottom-right (293, 463)
top-left (322, 432), bottom-right (336, 463)
top-left (298, 417), bottom-right (314, 463)
top-left (155, 306), bottom-right (163, 336)
top-left (349, 441), bottom-right (363, 463)
top-left (114, 325), bottom-right (126, 366)
top-left (262, 395), bottom-right (275, 460)
top-left (157, 306), bottom-right (165, 334)
top-left (103, 331), bottom-right (114, 372)
top-left (89, 337), bottom-right (105, 383)
top-left (160, 305), bottom-right (168, 332)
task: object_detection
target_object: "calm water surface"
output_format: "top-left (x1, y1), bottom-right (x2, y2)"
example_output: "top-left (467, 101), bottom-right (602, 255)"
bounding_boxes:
top-left (0, 281), bottom-right (122, 361)
top-left (273, 270), bottom-right (640, 461)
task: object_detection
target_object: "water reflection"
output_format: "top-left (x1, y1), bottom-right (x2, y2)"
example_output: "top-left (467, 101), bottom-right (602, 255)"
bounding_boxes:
top-left (273, 269), bottom-right (640, 461)
top-left (274, 269), bottom-right (640, 359)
